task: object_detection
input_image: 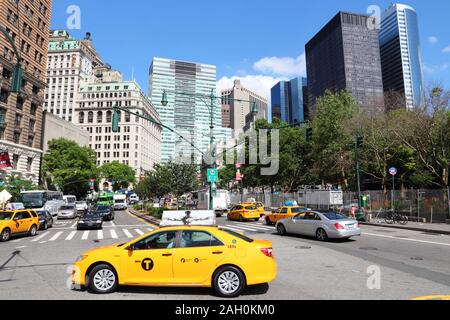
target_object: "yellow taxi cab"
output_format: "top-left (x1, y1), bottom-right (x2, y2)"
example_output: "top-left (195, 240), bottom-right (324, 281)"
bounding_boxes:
top-left (71, 225), bottom-right (277, 297)
top-left (227, 204), bottom-right (261, 222)
top-left (241, 202), bottom-right (265, 218)
top-left (0, 209), bottom-right (40, 242)
top-left (265, 206), bottom-right (309, 226)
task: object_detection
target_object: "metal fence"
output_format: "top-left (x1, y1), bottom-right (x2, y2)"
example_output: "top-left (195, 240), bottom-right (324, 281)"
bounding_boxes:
top-left (230, 189), bottom-right (450, 223)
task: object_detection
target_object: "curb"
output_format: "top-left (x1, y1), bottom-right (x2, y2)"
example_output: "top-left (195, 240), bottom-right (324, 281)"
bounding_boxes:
top-left (128, 208), bottom-right (161, 227)
top-left (361, 222), bottom-right (450, 236)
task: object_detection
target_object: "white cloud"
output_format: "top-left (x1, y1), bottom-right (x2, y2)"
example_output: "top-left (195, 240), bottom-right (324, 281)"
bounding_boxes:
top-left (217, 75), bottom-right (286, 99)
top-left (253, 53), bottom-right (306, 78)
top-left (423, 63), bottom-right (449, 74)
top-left (443, 45), bottom-right (450, 53)
top-left (428, 36), bottom-right (438, 45)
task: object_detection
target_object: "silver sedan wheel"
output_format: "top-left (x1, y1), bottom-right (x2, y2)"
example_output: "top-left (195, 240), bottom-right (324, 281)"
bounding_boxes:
top-left (317, 229), bottom-right (328, 241)
top-left (218, 271), bottom-right (240, 294)
top-left (93, 269), bottom-right (116, 292)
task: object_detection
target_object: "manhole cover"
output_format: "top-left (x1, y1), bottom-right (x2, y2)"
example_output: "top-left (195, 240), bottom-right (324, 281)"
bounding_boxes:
top-left (411, 257), bottom-right (424, 261)
top-left (360, 247), bottom-right (378, 251)
top-left (296, 246), bottom-right (312, 250)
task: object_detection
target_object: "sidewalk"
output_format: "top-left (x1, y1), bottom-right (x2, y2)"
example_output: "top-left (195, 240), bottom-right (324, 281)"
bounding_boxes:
top-left (361, 220), bottom-right (450, 235)
top-left (128, 208), bottom-right (160, 226)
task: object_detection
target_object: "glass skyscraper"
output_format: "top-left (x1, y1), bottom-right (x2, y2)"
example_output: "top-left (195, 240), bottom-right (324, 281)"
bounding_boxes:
top-left (380, 3), bottom-right (425, 110)
top-left (149, 57), bottom-right (231, 164)
top-left (271, 77), bottom-right (308, 124)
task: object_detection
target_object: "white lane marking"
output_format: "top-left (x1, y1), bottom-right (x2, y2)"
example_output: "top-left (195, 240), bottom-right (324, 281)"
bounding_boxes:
top-left (65, 231), bottom-right (77, 241)
top-left (232, 222), bottom-right (274, 230)
top-left (11, 238), bottom-right (24, 243)
top-left (123, 229), bottom-right (133, 238)
top-left (81, 231), bottom-right (89, 240)
top-left (224, 224), bottom-right (261, 232)
top-left (134, 229), bottom-right (144, 235)
top-left (70, 222), bottom-right (78, 229)
top-left (39, 241), bottom-right (47, 244)
top-left (32, 232), bottom-right (50, 242)
top-left (49, 232), bottom-right (63, 241)
top-left (364, 232), bottom-right (450, 247)
top-left (110, 230), bottom-right (118, 239)
top-left (110, 221), bottom-right (116, 227)
top-left (97, 230), bottom-right (104, 240)
top-left (146, 228), bottom-right (154, 232)
top-left (15, 246), bottom-right (27, 249)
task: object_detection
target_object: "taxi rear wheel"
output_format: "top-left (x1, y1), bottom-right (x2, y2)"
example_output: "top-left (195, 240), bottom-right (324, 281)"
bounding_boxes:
top-left (213, 266), bottom-right (246, 298)
top-left (88, 264), bottom-right (118, 294)
top-left (1, 228), bottom-right (11, 242)
top-left (28, 225), bottom-right (37, 237)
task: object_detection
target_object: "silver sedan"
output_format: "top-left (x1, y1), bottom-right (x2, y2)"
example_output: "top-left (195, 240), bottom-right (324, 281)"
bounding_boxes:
top-left (275, 211), bottom-right (361, 241)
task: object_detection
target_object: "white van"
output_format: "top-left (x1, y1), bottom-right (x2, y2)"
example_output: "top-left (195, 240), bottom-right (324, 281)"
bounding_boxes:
top-left (63, 195), bottom-right (77, 205)
top-left (113, 194), bottom-right (127, 211)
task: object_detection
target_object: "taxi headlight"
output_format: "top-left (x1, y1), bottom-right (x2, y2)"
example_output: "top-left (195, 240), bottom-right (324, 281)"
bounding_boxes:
top-left (75, 255), bottom-right (88, 262)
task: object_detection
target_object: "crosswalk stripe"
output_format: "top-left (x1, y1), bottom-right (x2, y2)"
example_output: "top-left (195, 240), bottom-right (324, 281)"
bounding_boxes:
top-left (232, 222), bottom-right (274, 230)
top-left (222, 226), bottom-right (248, 233)
top-left (49, 232), bottom-right (63, 241)
top-left (224, 225), bottom-right (260, 232)
top-left (32, 232), bottom-right (50, 242)
top-left (146, 228), bottom-right (153, 232)
top-left (65, 231), bottom-right (77, 241)
top-left (123, 229), bottom-right (133, 238)
top-left (70, 222), bottom-right (77, 229)
top-left (81, 231), bottom-right (89, 240)
top-left (110, 229), bottom-right (118, 239)
top-left (134, 229), bottom-right (144, 235)
top-left (97, 230), bottom-right (104, 240)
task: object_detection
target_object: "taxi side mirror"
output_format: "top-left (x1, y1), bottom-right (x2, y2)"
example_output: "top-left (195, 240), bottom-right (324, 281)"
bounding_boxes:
top-left (127, 244), bottom-right (135, 251)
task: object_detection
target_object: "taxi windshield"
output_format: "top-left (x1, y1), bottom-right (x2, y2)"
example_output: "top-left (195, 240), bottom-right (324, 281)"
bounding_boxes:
top-left (0, 212), bottom-right (14, 221)
top-left (243, 206), bottom-right (257, 210)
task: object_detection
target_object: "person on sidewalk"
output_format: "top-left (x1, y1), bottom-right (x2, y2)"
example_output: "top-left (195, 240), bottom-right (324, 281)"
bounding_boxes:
top-left (350, 205), bottom-right (357, 219)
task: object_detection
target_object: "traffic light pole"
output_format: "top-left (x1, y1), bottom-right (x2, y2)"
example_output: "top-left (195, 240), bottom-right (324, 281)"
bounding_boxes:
top-left (0, 24), bottom-right (23, 92)
top-left (355, 132), bottom-right (362, 209)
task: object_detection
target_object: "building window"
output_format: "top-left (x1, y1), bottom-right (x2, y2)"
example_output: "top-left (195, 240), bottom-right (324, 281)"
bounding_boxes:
top-left (12, 155), bottom-right (19, 170)
top-left (27, 157), bottom-right (33, 172)
top-left (106, 111), bottom-right (112, 123)
top-left (88, 111), bottom-right (94, 123)
top-left (79, 112), bottom-right (85, 124)
top-left (97, 111), bottom-right (103, 123)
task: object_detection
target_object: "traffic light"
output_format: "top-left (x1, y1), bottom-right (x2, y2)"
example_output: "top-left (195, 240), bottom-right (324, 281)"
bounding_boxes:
top-left (356, 135), bottom-right (364, 149)
top-left (112, 110), bottom-right (119, 133)
top-left (11, 64), bottom-right (23, 93)
top-left (306, 127), bottom-right (313, 141)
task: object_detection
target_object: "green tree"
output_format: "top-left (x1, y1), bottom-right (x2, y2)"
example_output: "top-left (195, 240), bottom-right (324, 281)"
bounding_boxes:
top-left (99, 161), bottom-right (136, 191)
top-left (135, 163), bottom-right (172, 202)
top-left (166, 161), bottom-right (200, 200)
top-left (42, 138), bottom-right (98, 198)
top-left (4, 177), bottom-right (37, 202)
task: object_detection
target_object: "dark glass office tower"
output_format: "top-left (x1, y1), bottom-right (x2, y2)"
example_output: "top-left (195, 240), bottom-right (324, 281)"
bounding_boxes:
top-left (306, 12), bottom-right (385, 113)
top-left (271, 77), bottom-right (308, 124)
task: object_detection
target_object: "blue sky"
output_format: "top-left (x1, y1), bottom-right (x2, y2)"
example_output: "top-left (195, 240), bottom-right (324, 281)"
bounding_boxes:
top-left (50, 0), bottom-right (450, 98)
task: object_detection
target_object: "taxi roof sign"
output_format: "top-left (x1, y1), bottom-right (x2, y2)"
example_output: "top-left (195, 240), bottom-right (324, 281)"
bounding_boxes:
top-left (160, 210), bottom-right (216, 227)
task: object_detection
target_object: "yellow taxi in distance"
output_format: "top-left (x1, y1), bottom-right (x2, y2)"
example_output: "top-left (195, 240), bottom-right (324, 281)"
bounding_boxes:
top-left (227, 204), bottom-right (261, 222)
top-left (72, 226), bottom-right (277, 297)
top-left (265, 206), bottom-right (309, 225)
top-left (241, 202), bottom-right (265, 218)
top-left (0, 210), bottom-right (40, 242)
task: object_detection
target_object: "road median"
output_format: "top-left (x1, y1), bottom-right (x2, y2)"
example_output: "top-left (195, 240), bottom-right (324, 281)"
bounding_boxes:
top-left (128, 208), bottom-right (161, 227)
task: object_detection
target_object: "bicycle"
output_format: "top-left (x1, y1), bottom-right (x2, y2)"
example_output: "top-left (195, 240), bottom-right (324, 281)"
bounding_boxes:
top-left (384, 210), bottom-right (408, 225)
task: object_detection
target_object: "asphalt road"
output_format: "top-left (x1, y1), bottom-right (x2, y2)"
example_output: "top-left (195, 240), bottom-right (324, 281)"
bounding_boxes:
top-left (0, 210), bottom-right (449, 300)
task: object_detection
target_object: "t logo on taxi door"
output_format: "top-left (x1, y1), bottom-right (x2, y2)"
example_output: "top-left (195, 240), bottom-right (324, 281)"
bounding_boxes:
top-left (141, 258), bottom-right (154, 271)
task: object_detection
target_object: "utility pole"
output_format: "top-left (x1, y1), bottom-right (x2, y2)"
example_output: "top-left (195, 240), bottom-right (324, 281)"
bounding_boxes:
top-left (209, 89), bottom-right (215, 211)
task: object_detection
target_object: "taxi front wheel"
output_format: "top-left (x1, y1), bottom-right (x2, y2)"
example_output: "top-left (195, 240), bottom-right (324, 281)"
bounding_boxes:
top-left (28, 225), bottom-right (37, 237)
top-left (88, 264), bottom-right (118, 294)
top-left (213, 266), bottom-right (246, 298)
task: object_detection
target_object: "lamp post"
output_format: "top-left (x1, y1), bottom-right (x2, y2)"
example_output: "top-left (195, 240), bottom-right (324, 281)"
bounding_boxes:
top-left (0, 25), bottom-right (23, 92)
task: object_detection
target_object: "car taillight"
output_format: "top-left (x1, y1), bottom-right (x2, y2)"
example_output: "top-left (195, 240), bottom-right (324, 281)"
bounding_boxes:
top-left (334, 223), bottom-right (345, 230)
top-left (260, 248), bottom-right (274, 258)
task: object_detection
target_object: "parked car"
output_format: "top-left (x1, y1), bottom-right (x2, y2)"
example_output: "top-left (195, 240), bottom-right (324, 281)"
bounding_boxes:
top-left (275, 211), bottom-right (361, 241)
top-left (129, 194), bottom-right (140, 205)
top-left (75, 201), bottom-right (88, 214)
top-left (37, 210), bottom-right (54, 230)
top-left (77, 211), bottom-right (103, 230)
top-left (57, 204), bottom-right (78, 219)
top-left (94, 205), bottom-right (115, 221)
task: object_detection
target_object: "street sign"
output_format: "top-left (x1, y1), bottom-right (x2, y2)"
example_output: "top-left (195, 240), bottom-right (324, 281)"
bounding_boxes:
top-left (207, 168), bottom-right (219, 183)
top-left (0, 190), bottom-right (12, 204)
top-left (389, 167), bottom-right (397, 176)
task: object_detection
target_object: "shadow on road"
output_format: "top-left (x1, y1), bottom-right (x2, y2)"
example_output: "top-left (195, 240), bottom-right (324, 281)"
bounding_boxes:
top-left (76, 283), bottom-right (270, 297)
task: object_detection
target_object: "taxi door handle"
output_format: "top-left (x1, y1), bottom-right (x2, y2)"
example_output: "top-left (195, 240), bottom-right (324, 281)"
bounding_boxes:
top-left (212, 251), bottom-right (223, 255)
top-left (162, 253), bottom-right (172, 257)
top-left (135, 261), bottom-right (141, 263)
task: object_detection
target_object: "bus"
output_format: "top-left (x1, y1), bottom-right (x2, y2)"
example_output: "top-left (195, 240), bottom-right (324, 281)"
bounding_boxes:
top-left (20, 190), bottom-right (64, 217)
top-left (95, 192), bottom-right (114, 206)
